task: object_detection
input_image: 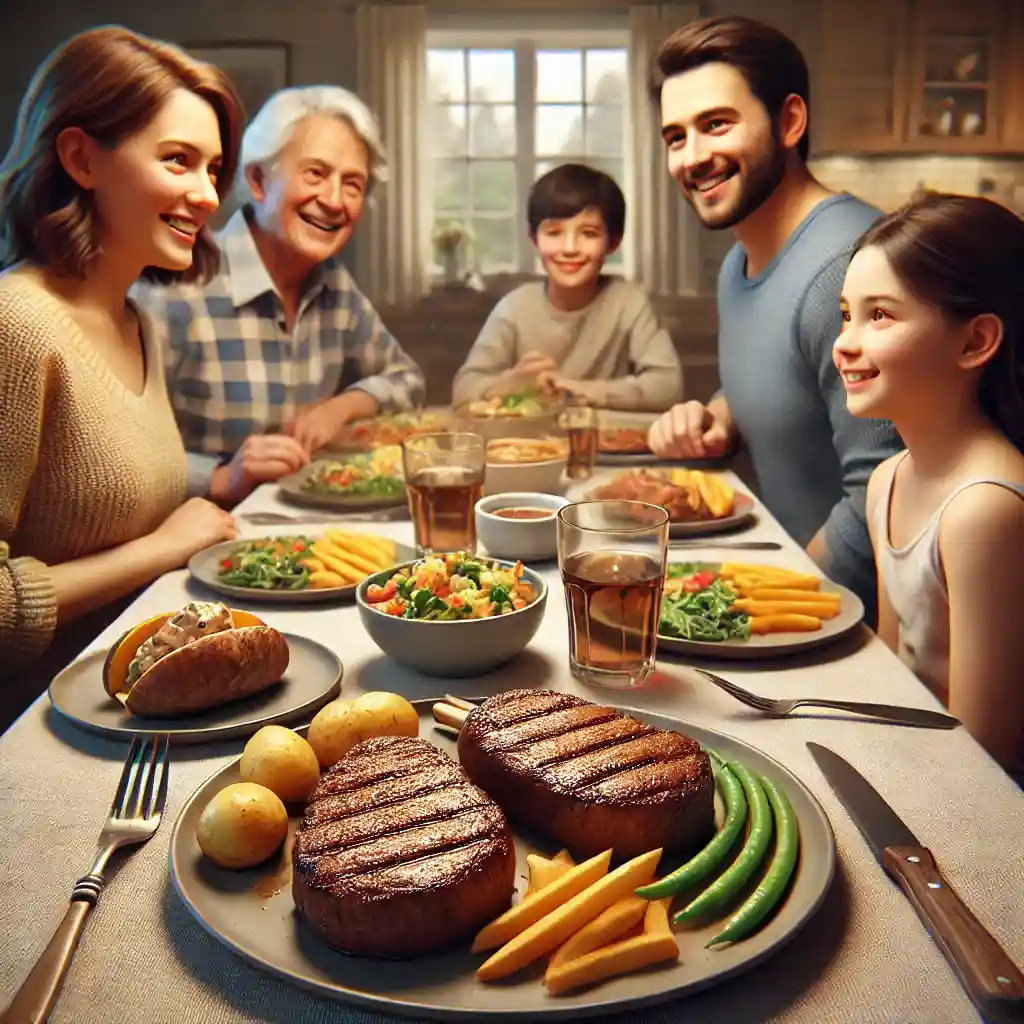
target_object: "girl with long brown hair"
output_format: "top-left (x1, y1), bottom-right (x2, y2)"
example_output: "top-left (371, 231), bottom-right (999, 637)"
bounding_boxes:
top-left (834, 192), bottom-right (1024, 776)
top-left (0, 26), bottom-right (243, 718)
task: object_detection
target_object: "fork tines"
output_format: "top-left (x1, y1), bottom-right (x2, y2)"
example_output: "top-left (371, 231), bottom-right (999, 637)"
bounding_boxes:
top-left (110, 735), bottom-right (170, 821)
top-left (694, 668), bottom-right (774, 711)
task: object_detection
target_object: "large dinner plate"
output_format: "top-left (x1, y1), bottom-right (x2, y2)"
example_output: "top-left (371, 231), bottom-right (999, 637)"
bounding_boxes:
top-left (48, 634), bottom-right (342, 745)
top-left (169, 700), bottom-right (836, 1020)
top-left (655, 563), bottom-right (865, 661)
top-left (278, 460), bottom-right (409, 511)
top-left (566, 472), bottom-right (757, 537)
top-left (189, 537), bottom-right (417, 605)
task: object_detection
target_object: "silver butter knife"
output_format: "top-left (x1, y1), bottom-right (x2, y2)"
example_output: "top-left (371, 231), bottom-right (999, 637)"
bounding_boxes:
top-left (669, 540), bottom-right (782, 550)
top-left (807, 743), bottom-right (1024, 1019)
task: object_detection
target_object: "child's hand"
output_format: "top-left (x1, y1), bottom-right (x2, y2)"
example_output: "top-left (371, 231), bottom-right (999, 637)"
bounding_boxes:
top-left (548, 377), bottom-right (603, 405)
top-left (512, 351), bottom-right (557, 378)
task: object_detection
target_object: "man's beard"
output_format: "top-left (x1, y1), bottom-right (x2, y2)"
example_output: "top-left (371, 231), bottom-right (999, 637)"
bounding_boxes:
top-left (688, 139), bottom-right (787, 231)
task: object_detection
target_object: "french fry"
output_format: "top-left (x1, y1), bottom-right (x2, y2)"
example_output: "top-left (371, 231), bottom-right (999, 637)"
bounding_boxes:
top-left (748, 588), bottom-right (841, 603)
top-left (733, 574), bottom-right (822, 594)
top-left (544, 929), bottom-right (679, 995)
top-left (749, 613), bottom-right (823, 634)
top-left (300, 556), bottom-right (325, 573)
top-left (476, 848), bottom-right (662, 981)
top-left (472, 850), bottom-right (612, 954)
top-left (523, 850), bottom-right (576, 899)
top-left (324, 528), bottom-right (396, 565)
top-left (320, 539), bottom-right (382, 577)
top-left (307, 569), bottom-right (347, 589)
top-left (548, 896), bottom-right (648, 970)
top-left (734, 599), bottom-right (840, 619)
top-left (309, 542), bottom-right (364, 584)
top-left (644, 897), bottom-right (674, 937)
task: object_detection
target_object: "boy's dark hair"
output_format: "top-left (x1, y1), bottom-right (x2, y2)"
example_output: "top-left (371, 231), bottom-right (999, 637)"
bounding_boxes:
top-left (527, 163), bottom-right (626, 241)
top-left (649, 15), bottom-right (811, 161)
top-left (854, 193), bottom-right (1024, 452)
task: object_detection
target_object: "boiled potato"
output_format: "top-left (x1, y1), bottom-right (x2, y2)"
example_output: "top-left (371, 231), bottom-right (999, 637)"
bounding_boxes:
top-left (196, 782), bottom-right (288, 869)
top-left (307, 691), bottom-right (420, 768)
top-left (239, 725), bottom-right (320, 803)
top-left (352, 691), bottom-right (419, 739)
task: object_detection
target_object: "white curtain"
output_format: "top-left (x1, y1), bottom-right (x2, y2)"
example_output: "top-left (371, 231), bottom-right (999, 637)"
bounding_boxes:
top-left (356, 4), bottom-right (429, 306)
top-left (628, 3), bottom-right (701, 296)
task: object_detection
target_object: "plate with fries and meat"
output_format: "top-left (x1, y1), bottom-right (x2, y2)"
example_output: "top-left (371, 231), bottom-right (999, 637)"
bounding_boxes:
top-left (188, 530), bottom-right (417, 604)
top-left (569, 468), bottom-right (755, 537)
top-left (656, 561), bottom-right (865, 659)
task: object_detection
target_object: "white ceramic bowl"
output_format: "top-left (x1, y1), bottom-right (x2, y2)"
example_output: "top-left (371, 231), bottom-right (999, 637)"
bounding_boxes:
top-left (475, 492), bottom-right (570, 563)
top-left (355, 558), bottom-right (548, 677)
top-left (483, 438), bottom-right (568, 497)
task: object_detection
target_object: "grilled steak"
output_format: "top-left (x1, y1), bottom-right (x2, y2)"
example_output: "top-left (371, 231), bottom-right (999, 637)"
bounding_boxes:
top-left (292, 735), bottom-right (516, 958)
top-left (457, 689), bottom-right (714, 860)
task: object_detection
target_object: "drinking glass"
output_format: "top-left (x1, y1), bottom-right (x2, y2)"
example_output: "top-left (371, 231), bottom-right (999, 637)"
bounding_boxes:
top-left (557, 500), bottom-right (670, 689)
top-left (402, 432), bottom-right (486, 554)
top-left (558, 402), bottom-right (598, 480)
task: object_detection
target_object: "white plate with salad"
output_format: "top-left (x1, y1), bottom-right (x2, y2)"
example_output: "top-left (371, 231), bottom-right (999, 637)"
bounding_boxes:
top-left (655, 561), bottom-right (865, 660)
top-left (278, 447), bottom-right (408, 510)
top-left (189, 533), bottom-right (417, 605)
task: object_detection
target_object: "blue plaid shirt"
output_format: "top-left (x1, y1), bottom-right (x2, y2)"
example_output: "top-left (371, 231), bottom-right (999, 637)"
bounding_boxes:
top-left (133, 207), bottom-right (425, 494)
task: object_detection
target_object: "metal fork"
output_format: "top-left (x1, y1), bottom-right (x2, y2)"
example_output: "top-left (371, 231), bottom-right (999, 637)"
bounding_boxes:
top-left (694, 668), bottom-right (960, 729)
top-left (668, 540), bottom-right (783, 550)
top-left (1, 735), bottom-right (170, 1024)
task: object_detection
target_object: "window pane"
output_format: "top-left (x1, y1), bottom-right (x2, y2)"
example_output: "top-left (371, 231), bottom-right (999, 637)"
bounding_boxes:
top-left (470, 161), bottom-right (516, 213)
top-left (537, 50), bottom-right (582, 102)
top-left (585, 49), bottom-right (627, 103)
top-left (468, 49), bottom-right (515, 103)
top-left (469, 104), bottom-right (516, 156)
top-left (584, 105), bottom-right (625, 156)
top-left (428, 103), bottom-right (467, 157)
top-left (536, 104), bottom-right (584, 156)
top-left (434, 160), bottom-right (469, 213)
top-left (427, 50), bottom-right (466, 103)
top-left (471, 216), bottom-right (517, 270)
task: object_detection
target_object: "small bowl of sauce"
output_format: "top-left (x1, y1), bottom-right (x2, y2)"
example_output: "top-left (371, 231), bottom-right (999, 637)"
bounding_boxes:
top-left (475, 492), bottom-right (569, 562)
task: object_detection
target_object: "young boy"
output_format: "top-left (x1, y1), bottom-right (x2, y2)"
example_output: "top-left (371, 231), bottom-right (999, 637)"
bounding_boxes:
top-left (451, 164), bottom-right (684, 411)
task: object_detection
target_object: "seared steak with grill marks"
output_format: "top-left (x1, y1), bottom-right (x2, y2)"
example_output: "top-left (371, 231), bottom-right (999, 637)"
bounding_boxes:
top-left (292, 735), bottom-right (515, 958)
top-left (457, 689), bottom-right (714, 860)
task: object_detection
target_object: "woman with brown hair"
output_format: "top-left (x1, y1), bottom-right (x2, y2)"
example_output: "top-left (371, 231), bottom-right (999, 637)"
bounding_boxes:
top-left (0, 26), bottom-right (243, 714)
top-left (834, 192), bottom-right (1024, 777)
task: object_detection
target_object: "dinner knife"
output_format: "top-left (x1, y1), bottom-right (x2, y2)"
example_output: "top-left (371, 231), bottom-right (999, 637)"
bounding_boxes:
top-left (807, 742), bottom-right (1024, 1019)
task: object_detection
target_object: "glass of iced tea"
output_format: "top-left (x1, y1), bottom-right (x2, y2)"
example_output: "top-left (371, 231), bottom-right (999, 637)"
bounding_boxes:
top-left (402, 432), bottom-right (486, 554)
top-left (558, 402), bottom-right (598, 480)
top-left (557, 500), bottom-right (670, 689)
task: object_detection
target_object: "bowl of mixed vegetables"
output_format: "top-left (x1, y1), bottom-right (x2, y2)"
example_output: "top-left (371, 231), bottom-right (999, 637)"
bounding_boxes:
top-left (356, 553), bottom-right (547, 677)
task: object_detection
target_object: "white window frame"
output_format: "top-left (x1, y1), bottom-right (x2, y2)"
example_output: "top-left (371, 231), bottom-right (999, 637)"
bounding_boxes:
top-left (426, 24), bottom-right (633, 280)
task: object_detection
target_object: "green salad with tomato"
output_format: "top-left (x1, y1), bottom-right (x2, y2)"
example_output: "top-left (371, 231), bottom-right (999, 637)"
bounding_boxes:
top-left (659, 562), bottom-right (750, 642)
top-left (216, 536), bottom-right (315, 590)
top-left (364, 553), bottom-right (538, 620)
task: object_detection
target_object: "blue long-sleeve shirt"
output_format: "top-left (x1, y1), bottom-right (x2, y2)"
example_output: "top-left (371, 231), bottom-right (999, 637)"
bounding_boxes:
top-left (716, 193), bottom-right (903, 623)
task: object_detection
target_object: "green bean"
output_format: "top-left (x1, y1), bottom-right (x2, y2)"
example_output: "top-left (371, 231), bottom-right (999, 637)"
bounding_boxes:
top-left (673, 761), bottom-right (773, 924)
top-left (706, 773), bottom-right (799, 947)
top-left (636, 758), bottom-right (747, 900)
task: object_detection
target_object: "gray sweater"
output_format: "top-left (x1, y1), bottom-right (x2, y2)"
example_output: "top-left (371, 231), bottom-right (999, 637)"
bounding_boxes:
top-left (717, 193), bottom-right (903, 620)
top-left (452, 278), bottom-right (684, 411)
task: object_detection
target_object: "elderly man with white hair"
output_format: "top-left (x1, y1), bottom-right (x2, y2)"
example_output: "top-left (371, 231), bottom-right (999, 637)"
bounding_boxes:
top-left (136, 86), bottom-right (425, 505)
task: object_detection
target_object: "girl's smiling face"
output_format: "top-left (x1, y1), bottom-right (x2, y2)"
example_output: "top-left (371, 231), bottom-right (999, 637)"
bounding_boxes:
top-left (833, 244), bottom-right (972, 421)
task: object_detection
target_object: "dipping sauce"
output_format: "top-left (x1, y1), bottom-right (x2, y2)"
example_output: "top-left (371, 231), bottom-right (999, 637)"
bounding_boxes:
top-left (492, 507), bottom-right (555, 520)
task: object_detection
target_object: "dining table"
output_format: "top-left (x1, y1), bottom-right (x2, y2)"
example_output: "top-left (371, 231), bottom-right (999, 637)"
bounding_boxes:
top-left (1, 465), bottom-right (1021, 1024)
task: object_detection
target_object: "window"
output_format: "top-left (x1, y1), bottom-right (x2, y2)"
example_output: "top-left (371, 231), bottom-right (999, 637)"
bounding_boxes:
top-left (426, 30), bottom-right (630, 278)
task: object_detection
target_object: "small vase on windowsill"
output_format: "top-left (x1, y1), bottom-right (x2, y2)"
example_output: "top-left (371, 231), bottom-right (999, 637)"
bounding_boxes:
top-left (441, 249), bottom-right (461, 285)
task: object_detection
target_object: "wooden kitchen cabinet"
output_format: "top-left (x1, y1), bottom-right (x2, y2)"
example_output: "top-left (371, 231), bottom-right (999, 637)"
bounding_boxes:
top-left (817, 0), bottom-right (1024, 154)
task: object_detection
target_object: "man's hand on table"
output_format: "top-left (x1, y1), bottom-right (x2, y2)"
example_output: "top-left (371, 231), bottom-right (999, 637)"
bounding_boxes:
top-left (648, 399), bottom-right (733, 460)
top-left (286, 390), bottom-right (380, 454)
top-left (209, 434), bottom-right (311, 506)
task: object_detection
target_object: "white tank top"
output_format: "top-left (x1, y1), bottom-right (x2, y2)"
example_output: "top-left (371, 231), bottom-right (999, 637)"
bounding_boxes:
top-left (874, 451), bottom-right (1024, 702)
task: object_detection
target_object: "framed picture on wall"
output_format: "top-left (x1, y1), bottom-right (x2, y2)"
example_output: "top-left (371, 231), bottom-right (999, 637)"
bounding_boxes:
top-left (185, 42), bottom-right (291, 224)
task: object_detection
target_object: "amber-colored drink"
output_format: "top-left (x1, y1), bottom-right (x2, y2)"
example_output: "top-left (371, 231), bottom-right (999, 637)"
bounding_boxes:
top-left (407, 467), bottom-right (484, 553)
top-left (561, 550), bottom-right (663, 686)
top-left (566, 425), bottom-right (598, 480)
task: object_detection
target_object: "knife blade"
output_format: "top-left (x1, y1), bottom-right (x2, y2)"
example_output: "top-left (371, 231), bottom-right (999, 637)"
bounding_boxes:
top-left (807, 743), bottom-right (1024, 1019)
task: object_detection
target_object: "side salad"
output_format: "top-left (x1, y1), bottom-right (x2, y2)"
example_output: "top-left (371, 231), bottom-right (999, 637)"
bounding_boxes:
top-left (216, 536), bottom-right (314, 591)
top-left (364, 553), bottom-right (537, 620)
top-left (658, 562), bottom-right (751, 642)
top-left (302, 447), bottom-right (405, 499)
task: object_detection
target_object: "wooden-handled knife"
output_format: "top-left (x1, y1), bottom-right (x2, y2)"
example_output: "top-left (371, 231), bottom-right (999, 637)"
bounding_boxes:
top-left (807, 742), bottom-right (1024, 1020)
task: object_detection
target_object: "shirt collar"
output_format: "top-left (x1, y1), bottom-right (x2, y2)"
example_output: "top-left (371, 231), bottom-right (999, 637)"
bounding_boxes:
top-left (216, 205), bottom-right (334, 309)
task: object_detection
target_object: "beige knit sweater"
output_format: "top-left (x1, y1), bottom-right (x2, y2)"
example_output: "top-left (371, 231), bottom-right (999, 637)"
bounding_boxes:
top-left (0, 268), bottom-right (188, 673)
